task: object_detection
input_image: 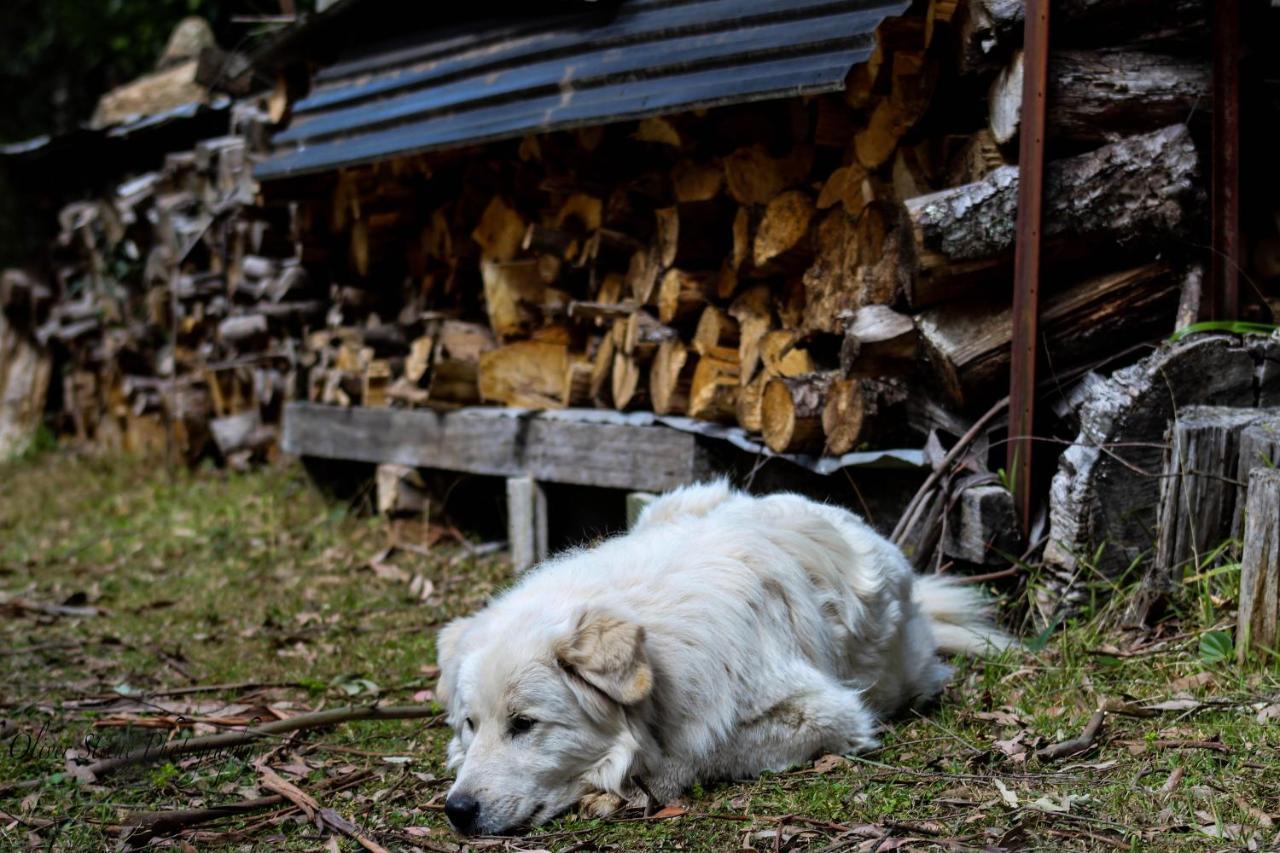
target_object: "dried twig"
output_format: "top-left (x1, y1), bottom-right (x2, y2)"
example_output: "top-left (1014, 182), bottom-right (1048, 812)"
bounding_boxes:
top-left (84, 703), bottom-right (442, 779)
top-left (1035, 709), bottom-right (1106, 762)
top-left (118, 768), bottom-right (371, 838)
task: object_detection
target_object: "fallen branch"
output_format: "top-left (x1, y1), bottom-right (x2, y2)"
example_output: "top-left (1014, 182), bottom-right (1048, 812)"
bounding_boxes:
top-left (1035, 709), bottom-right (1106, 762)
top-left (84, 703), bottom-right (442, 780)
top-left (119, 768), bottom-right (372, 838)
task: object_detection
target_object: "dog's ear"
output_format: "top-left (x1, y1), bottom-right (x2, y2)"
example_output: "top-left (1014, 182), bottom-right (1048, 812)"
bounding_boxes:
top-left (555, 610), bottom-right (653, 705)
top-left (435, 615), bottom-right (473, 703)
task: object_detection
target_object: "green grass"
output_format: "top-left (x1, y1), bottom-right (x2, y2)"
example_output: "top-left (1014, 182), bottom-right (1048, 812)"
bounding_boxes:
top-left (1, 452), bottom-right (1278, 851)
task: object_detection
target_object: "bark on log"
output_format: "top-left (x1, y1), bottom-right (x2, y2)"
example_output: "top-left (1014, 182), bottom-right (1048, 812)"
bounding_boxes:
top-left (1041, 334), bottom-right (1280, 619)
top-left (1237, 468), bottom-right (1280, 664)
top-left (762, 373), bottom-right (835, 454)
top-left (990, 50), bottom-right (1211, 147)
top-left (917, 262), bottom-right (1180, 408)
top-left (904, 125), bottom-right (1200, 307)
top-left (821, 377), bottom-right (908, 456)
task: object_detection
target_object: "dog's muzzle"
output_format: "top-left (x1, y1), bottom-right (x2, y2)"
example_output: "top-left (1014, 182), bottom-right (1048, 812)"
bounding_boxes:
top-left (445, 792), bottom-right (481, 835)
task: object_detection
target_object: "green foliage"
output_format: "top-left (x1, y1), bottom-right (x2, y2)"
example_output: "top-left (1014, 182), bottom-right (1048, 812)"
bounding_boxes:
top-left (1168, 321), bottom-right (1278, 343)
top-left (1199, 630), bottom-right (1234, 666)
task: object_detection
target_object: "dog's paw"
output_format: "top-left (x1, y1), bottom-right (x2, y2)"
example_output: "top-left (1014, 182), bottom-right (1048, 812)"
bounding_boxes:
top-left (579, 792), bottom-right (625, 819)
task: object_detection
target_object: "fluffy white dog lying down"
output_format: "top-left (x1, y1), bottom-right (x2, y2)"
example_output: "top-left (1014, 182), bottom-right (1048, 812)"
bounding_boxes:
top-left (436, 481), bottom-right (1011, 835)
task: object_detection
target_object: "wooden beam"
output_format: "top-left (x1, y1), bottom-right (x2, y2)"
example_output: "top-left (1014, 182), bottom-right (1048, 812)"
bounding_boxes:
top-left (282, 402), bottom-right (710, 492)
top-left (507, 476), bottom-right (548, 572)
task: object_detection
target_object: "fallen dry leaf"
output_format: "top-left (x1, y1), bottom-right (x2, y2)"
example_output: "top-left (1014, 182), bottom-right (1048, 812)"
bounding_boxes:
top-left (813, 753), bottom-right (848, 773)
top-left (651, 805), bottom-right (688, 819)
top-left (1170, 671), bottom-right (1216, 693)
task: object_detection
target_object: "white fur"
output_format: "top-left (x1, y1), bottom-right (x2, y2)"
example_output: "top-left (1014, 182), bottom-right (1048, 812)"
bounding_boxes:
top-left (437, 481), bottom-right (1011, 834)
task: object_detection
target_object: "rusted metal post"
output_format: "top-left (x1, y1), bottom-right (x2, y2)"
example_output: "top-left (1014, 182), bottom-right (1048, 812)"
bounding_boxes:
top-left (1210, 0), bottom-right (1241, 321)
top-left (1007, 0), bottom-right (1050, 534)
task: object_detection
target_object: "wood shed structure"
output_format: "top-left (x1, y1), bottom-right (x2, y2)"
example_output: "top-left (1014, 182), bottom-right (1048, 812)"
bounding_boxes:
top-left (9, 0), bottom-right (1280, 580)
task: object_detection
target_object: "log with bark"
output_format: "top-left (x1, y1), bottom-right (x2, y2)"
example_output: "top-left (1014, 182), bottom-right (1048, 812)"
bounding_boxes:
top-left (989, 50), bottom-right (1210, 147)
top-left (1237, 468), bottom-right (1280, 664)
top-left (1041, 334), bottom-right (1280, 619)
top-left (917, 262), bottom-right (1180, 408)
top-left (904, 125), bottom-right (1200, 307)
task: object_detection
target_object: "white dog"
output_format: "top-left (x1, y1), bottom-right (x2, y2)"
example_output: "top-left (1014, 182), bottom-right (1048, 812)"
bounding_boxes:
top-left (436, 481), bottom-right (1010, 835)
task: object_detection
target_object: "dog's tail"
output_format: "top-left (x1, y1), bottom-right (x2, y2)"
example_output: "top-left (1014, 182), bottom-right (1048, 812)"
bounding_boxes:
top-left (913, 574), bottom-right (1016, 657)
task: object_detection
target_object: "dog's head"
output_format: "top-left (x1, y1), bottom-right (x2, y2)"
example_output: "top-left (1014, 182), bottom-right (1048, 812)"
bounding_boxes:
top-left (436, 605), bottom-right (654, 834)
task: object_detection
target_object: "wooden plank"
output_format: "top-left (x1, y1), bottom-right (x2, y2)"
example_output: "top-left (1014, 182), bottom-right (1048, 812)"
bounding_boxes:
top-left (282, 402), bottom-right (709, 492)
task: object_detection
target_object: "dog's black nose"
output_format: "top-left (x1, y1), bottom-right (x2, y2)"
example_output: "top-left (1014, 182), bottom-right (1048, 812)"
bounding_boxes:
top-left (445, 792), bottom-right (481, 834)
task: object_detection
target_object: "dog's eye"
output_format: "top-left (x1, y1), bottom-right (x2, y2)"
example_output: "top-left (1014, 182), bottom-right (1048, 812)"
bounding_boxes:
top-left (464, 717), bottom-right (475, 732)
top-left (509, 715), bottom-right (535, 735)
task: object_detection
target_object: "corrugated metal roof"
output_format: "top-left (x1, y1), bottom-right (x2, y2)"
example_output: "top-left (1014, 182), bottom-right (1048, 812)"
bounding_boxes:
top-left (256, 0), bottom-right (906, 180)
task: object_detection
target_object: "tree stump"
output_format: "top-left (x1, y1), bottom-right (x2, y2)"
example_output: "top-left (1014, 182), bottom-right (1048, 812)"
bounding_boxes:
top-left (1237, 468), bottom-right (1280, 664)
top-left (1128, 407), bottom-right (1267, 624)
top-left (1041, 334), bottom-right (1280, 621)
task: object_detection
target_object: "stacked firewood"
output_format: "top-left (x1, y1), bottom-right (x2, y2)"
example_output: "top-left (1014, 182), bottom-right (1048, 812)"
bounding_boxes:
top-left (20, 100), bottom-right (311, 466)
top-left (293, 0), bottom-right (1210, 459)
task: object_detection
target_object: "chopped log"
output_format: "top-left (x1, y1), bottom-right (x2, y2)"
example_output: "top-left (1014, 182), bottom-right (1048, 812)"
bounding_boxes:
top-left (0, 311), bottom-right (52, 459)
top-left (752, 191), bottom-right (815, 273)
top-left (481, 259), bottom-right (546, 339)
top-left (891, 147), bottom-right (930, 200)
top-left (672, 160), bottom-right (724, 203)
top-left (626, 248), bottom-right (661, 304)
top-left (821, 377), bottom-right (908, 456)
top-left (611, 351), bottom-right (646, 411)
top-left (623, 311), bottom-right (677, 358)
top-left (692, 306), bottom-right (739, 361)
top-left (1042, 334), bottom-right (1280, 614)
top-left (562, 359), bottom-right (594, 408)
top-left (650, 340), bottom-right (696, 415)
top-left (816, 165), bottom-right (873, 218)
top-left (735, 372), bottom-right (768, 433)
top-left (655, 269), bottom-right (716, 325)
top-left (759, 330), bottom-right (814, 378)
top-left (688, 356), bottom-right (740, 422)
top-left (942, 483), bottom-right (1022, 565)
top-left (814, 97), bottom-right (856, 148)
top-left (522, 223), bottom-right (579, 258)
top-left (959, 0), bottom-right (1207, 71)
top-left (762, 373), bottom-right (835, 453)
top-left (376, 464), bottom-right (429, 516)
top-left (471, 197), bottom-right (527, 263)
top-left (1175, 265), bottom-right (1204, 331)
top-left (568, 300), bottom-right (637, 323)
top-left (554, 193), bottom-right (603, 234)
top-left (438, 320), bottom-right (496, 363)
top-left (635, 116), bottom-right (683, 147)
top-left (917, 263), bottom-right (1180, 408)
top-left (990, 50), bottom-right (1211, 147)
top-left (362, 360), bottom-right (392, 407)
top-left (1237, 468), bottom-right (1280, 664)
top-left (588, 332), bottom-right (616, 407)
top-left (854, 52), bottom-right (937, 170)
top-left (403, 334), bottom-right (433, 385)
top-left (728, 285), bottom-right (773, 381)
top-left (904, 125), bottom-right (1200, 307)
top-left (654, 201), bottom-right (733, 269)
top-left (722, 144), bottom-right (813, 206)
top-left (477, 341), bottom-right (568, 408)
top-left (840, 305), bottom-right (918, 378)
